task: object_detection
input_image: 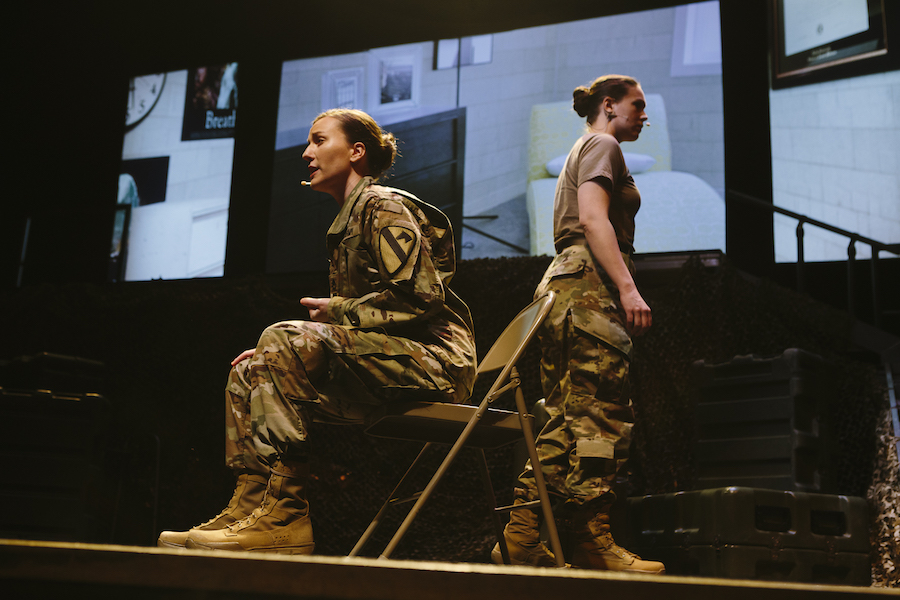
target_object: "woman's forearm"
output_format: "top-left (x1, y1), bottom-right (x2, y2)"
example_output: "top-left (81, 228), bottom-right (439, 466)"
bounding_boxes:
top-left (577, 180), bottom-right (651, 334)
top-left (583, 215), bottom-right (636, 293)
top-left (577, 181), bottom-right (635, 292)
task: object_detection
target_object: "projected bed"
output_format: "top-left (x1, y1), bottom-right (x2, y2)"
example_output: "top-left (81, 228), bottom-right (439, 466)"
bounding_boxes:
top-left (525, 93), bottom-right (725, 257)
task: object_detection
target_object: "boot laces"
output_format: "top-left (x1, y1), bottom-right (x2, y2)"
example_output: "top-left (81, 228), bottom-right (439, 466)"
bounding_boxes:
top-left (196, 509), bottom-right (230, 528)
top-left (194, 486), bottom-right (242, 527)
top-left (227, 489), bottom-right (274, 531)
top-left (594, 532), bottom-right (644, 560)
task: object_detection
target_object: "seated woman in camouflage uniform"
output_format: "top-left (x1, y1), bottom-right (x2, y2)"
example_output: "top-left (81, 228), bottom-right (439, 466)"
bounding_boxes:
top-left (158, 108), bottom-right (476, 555)
top-left (495, 76), bottom-right (664, 574)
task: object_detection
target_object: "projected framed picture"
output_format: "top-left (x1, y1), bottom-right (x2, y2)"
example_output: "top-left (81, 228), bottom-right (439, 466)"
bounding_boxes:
top-left (771, 0), bottom-right (889, 86)
top-left (322, 67), bottom-right (364, 111)
top-left (368, 45), bottom-right (422, 112)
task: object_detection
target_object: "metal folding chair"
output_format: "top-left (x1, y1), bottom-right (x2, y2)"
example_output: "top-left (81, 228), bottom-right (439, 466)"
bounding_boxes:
top-left (349, 291), bottom-right (564, 566)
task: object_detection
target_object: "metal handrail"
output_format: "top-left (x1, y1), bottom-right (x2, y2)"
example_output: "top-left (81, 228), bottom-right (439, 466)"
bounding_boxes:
top-left (727, 190), bottom-right (900, 327)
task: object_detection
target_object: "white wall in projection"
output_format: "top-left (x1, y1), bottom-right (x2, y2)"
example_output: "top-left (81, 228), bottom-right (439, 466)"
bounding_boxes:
top-left (115, 66), bottom-right (236, 281)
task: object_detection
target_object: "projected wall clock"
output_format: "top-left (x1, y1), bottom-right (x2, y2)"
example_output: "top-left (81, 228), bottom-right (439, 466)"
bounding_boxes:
top-left (126, 73), bottom-right (167, 128)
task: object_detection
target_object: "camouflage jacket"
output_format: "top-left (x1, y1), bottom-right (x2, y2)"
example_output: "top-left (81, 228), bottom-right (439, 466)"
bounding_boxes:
top-left (324, 177), bottom-right (477, 377)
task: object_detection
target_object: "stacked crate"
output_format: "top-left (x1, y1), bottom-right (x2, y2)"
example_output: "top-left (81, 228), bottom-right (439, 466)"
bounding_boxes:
top-left (624, 487), bottom-right (870, 585)
top-left (691, 348), bottom-right (836, 493)
top-left (0, 353), bottom-right (112, 542)
top-left (616, 349), bottom-right (871, 584)
top-left (0, 387), bottom-right (113, 541)
top-left (0, 352), bottom-right (105, 394)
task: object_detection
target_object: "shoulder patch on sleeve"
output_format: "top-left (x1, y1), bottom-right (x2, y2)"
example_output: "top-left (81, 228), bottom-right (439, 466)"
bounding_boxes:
top-left (379, 225), bottom-right (420, 278)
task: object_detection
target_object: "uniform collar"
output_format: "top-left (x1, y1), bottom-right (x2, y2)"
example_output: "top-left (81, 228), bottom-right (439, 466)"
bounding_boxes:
top-left (327, 176), bottom-right (373, 237)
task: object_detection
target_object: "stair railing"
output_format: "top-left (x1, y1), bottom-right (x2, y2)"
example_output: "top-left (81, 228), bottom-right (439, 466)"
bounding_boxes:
top-left (727, 190), bottom-right (900, 328)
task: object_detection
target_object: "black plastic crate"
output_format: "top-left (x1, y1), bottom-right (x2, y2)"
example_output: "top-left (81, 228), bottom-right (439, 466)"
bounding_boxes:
top-left (0, 388), bottom-right (113, 542)
top-left (0, 352), bottom-right (105, 395)
top-left (693, 348), bottom-right (834, 404)
top-left (692, 349), bottom-right (837, 493)
top-left (624, 487), bottom-right (870, 585)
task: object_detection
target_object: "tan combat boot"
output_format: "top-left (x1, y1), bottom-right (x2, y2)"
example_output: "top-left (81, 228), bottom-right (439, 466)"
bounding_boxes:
top-left (185, 460), bottom-right (314, 555)
top-left (570, 508), bottom-right (665, 574)
top-left (491, 499), bottom-right (560, 567)
top-left (157, 472), bottom-right (268, 549)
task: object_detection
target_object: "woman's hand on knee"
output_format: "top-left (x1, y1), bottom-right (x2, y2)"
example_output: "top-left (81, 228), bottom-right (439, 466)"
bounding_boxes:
top-left (231, 349), bottom-right (255, 366)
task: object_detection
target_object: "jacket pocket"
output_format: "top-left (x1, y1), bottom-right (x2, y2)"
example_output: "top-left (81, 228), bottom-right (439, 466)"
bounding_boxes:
top-left (569, 306), bottom-right (632, 360)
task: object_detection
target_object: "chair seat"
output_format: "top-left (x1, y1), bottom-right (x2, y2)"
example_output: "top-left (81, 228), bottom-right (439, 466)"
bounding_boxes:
top-left (363, 401), bottom-right (529, 449)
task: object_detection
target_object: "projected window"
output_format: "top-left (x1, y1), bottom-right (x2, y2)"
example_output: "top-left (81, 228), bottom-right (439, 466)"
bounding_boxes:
top-left (110, 63), bottom-right (238, 282)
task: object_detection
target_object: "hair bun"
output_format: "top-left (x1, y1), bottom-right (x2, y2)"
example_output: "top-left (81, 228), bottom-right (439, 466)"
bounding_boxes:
top-left (382, 131), bottom-right (398, 154)
top-left (572, 86), bottom-right (591, 118)
top-left (572, 75), bottom-right (639, 124)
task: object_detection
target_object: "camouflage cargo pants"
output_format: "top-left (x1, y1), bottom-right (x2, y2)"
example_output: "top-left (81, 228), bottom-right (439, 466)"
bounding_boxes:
top-left (517, 247), bottom-right (635, 508)
top-left (224, 320), bottom-right (460, 473)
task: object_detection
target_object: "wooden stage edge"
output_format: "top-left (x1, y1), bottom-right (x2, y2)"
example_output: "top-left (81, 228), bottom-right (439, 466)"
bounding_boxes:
top-left (1, 539), bottom-right (889, 599)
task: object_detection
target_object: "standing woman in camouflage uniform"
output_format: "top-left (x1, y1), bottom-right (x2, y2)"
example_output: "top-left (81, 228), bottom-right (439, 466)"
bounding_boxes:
top-left (158, 108), bottom-right (476, 554)
top-left (495, 76), bottom-right (663, 573)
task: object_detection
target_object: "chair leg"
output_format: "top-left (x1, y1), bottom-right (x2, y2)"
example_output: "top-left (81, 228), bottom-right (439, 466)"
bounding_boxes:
top-left (513, 381), bottom-right (565, 567)
top-left (379, 393), bottom-right (499, 559)
top-left (349, 443), bottom-right (433, 557)
top-left (476, 448), bottom-right (509, 564)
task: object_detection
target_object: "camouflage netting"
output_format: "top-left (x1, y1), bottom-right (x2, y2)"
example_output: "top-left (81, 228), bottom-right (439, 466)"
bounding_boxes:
top-left (868, 392), bottom-right (900, 588)
top-left (0, 255), bottom-right (896, 585)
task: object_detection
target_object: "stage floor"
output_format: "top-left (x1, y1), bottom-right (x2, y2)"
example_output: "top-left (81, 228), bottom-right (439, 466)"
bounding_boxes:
top-left (0, 538), bottom-right (888, 599)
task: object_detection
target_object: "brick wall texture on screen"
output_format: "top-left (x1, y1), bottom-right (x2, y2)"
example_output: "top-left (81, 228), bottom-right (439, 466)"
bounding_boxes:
top-left (0, 255), bottom-right (893, 580)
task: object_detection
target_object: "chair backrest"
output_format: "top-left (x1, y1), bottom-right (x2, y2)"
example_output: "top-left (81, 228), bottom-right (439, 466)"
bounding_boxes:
top-left (476, 292), bottom-right (555, 377)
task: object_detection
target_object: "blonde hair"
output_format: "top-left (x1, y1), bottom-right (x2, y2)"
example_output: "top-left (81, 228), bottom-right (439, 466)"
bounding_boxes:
top-left (313, 109), bottom-right (399, 179)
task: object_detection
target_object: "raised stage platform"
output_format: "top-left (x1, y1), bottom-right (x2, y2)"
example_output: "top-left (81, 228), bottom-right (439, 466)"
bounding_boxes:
top-left (0, 539), bottom-right (888, 599)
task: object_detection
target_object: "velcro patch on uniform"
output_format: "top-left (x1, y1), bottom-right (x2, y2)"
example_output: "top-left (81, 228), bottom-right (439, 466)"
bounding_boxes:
top-left (379, 225), bottom-right (419, 278)
top-left (576, 436), bottom-right (615, 459)
top-left (381, 199), bottom-right (405, 214)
